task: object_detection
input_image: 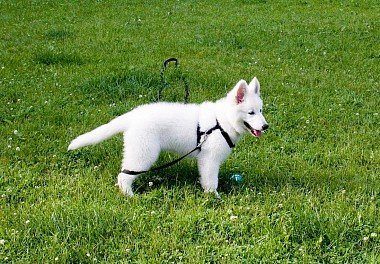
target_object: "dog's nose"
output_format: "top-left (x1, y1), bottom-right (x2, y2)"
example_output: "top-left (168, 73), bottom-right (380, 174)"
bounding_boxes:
top-left (262, 124), bottom-right (269, 131)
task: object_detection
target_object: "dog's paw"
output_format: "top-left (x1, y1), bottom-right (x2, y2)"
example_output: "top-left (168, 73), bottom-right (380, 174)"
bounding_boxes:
top-left (214, 191), bottom-right (221, 200)
top-left (203, 189), bottom-right (221, 199)
top-left (117, 173), bottom-right (134, 197)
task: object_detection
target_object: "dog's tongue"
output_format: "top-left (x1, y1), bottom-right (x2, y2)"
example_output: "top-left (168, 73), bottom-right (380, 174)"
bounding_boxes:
top-left (252, 129), bottom-right (262, 138)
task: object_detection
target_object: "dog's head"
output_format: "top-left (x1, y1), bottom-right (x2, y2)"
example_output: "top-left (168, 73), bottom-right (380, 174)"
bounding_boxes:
top-left (227, 77), bottom-right (269, 137)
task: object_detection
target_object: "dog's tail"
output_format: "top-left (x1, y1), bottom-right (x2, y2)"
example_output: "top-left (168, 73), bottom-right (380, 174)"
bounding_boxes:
top-left (68, 114), bottom-right (129, 151)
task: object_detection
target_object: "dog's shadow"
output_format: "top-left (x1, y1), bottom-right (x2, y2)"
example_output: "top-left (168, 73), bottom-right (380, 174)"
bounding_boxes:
top-left (131, 161), bottom-right (313, 197)
top-left (132, 159), bottom-right (244, 196)
top-left (68, 145), bottom-right (296, 197)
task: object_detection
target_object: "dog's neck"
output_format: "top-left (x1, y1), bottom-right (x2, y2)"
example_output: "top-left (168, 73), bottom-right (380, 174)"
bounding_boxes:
top-left (214, 99), bottom-right (244, 143)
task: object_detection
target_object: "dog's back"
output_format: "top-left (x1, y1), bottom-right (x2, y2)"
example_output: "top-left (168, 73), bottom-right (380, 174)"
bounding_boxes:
top-left (68, 102), bottom-right (202, 153)
top-left (126, 102), bottom-right (201, 154)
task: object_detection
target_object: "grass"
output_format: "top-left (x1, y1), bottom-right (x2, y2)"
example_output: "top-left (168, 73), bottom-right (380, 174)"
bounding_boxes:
top-left (1, 0), bottom-right (379, 262)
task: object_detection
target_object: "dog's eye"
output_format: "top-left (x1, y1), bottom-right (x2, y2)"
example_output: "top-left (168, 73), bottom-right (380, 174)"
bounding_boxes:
top-left (248, 111), bottom-right (255, 115)
top-left (260, 109), bottom-right (262, 113)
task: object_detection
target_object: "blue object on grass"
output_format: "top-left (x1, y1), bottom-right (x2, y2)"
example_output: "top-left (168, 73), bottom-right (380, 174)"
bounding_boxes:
top-left (230, 174), bottom-right (243, 183)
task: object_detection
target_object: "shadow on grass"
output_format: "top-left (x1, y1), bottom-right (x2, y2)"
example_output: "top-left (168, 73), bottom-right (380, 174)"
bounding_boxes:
top-left (45, 29), bottom-right (74, 41)
top-left (34, 51), bottom-right (84, 66)
top-left (136, 161), bottom-right (358, 197)
top-left (132, 160), bottom-right (200, 195)
top-left (77, 67), bottom-right (193, 104)
top-left (33, 28), bottom-right (82, 66)
top-left (132, 160), bottom-right (251, 196)
top-left (66, 142), bottom-right (346, 197)
top-left (79, 69), bottom-right (158, 103)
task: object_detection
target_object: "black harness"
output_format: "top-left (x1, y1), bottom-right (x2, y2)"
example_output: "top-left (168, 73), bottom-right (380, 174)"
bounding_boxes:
top-left (121, 119), bottom-right (234, 175)
top-left (197, 119), bottom-right (235, 150)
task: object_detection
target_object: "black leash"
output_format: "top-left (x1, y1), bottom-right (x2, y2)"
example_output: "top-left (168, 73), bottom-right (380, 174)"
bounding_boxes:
top-left (120, 119), bottom-right (235, 176)
top-left (120, 59), bottom-right (235, 176)
top-left (121, 143), bottom-right (202, 176)
top-left (158, 58), bottom-right (190, 103)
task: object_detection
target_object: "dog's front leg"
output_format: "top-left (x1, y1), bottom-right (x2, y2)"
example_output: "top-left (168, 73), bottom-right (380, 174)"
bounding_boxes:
top-left (197, 157), bottom-right (221, 198)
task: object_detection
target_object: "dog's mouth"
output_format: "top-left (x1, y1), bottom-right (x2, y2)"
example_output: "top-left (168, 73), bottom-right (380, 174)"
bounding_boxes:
top-left (243, 122), bottom-right (262, 138)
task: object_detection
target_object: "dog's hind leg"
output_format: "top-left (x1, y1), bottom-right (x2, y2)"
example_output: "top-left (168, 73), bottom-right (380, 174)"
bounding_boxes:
top-left (117, 173), bottom-right (137, 196)
top-left (117, 133), bottom-right (160, 196)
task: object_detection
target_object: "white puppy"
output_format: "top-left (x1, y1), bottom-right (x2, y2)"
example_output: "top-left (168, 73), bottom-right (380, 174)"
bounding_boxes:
top-left (68, 77), bottom-right (268, 197)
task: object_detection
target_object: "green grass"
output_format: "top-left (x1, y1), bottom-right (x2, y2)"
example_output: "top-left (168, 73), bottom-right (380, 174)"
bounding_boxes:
top-left (1, 0), bottom-right (379, 262)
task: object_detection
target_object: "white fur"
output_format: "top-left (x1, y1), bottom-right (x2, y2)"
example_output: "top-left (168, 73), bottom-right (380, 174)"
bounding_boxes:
top-left (68, 77), bottom-right (268, 197)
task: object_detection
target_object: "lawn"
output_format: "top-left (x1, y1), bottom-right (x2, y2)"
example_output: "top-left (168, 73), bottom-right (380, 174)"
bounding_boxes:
top-left (1, 0), bottom-right (379, 263)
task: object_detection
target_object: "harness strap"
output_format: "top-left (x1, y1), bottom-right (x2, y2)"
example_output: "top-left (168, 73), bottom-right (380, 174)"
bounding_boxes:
top-left (120, 119), bottom-right (234, 176)
top-left (197, 119), bottom-right (235, 149)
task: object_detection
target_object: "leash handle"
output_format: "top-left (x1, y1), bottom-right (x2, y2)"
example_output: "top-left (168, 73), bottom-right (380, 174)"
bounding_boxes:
top-left (163, 57), bottom-right (178, 68)
top-left (159, 58), bottom-right (190, 103)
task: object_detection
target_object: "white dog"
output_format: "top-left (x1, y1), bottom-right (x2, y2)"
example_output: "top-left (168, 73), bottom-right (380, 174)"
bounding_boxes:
top-left (68, 77), bottom-right (268, 197)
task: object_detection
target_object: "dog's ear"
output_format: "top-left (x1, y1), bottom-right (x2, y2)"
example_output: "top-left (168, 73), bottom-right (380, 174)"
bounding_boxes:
top-left (249, 77), bottom-right (260, 95)
top-left (235, 80), bottom-right (248, 104)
